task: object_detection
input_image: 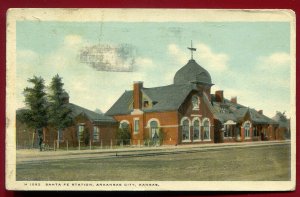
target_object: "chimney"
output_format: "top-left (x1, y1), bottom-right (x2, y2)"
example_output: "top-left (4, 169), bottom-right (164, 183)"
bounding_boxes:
top-left (258, 110), bottom-right (263, 115)
top-left (231, 96), bottom-right (237, 104)
top-left (215, 90), bottom-right (224, 103)
top-left (133, 81), bottom-right (143, 109)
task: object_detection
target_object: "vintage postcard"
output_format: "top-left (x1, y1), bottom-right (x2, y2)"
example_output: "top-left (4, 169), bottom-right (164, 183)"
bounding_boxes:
top-left (6, 9), bottom-right (295, 191)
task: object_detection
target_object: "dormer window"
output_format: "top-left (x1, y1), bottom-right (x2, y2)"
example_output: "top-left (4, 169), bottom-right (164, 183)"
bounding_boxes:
top-left (192, 95), bottom-right (200, 110)
top-left (152, 101), bottom-right (158, 105)
top-left (143, 100), bottom-right (149, 108)
top-left (220, 104), bottom-right (229, 113)
top-left (220, 107), bottom-right (227, 113)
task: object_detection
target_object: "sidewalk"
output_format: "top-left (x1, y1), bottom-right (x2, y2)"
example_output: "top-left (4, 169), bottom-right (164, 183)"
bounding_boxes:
top-left (16, 140), bottom-right (290, 163)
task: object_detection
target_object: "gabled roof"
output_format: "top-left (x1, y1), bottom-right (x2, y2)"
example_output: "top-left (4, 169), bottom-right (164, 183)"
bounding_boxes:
top-left (143, 84), bottom-right (197, 112)
top-left (16, 103), bottom-right (117, 125)
top-left (67, 103), bottom-right (116, 124)
top-left (105, 84), bottom-right (197, 116)
top-left (209, 96), bottom-right (277, 125)
top-left (248, 108), bottom-right (277, 125)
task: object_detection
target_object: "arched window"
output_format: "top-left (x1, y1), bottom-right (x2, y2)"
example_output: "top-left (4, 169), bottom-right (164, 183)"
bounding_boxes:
top-left (243, 121), bottom-right (251, 138)
top-left (193, 119), bottom-right (200, 140)
top-left (203, 118), bottom-right (210, 140)
top-left (120, 120), bottom-right (130, 132)
top-left (192, 95), bottom-right (200, 110)
top-left (182, 119), bottom-right (190, 141)
top-left (149, 120), bottom-right (159, 140)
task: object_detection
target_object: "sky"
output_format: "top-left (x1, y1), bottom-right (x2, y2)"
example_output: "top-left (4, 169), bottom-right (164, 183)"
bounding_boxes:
top-left (16, 21), bottom-right (291, 117)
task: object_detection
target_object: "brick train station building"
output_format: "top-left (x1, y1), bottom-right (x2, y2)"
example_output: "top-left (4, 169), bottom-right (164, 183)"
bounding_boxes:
top-left (106, 56), bottom-right (286, 145)
top-left (16, 46), bottom-right (289, 148)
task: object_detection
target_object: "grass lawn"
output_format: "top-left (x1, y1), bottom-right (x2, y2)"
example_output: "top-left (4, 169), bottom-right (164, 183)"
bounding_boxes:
top-left (16, 144), bottom-right (291, 181)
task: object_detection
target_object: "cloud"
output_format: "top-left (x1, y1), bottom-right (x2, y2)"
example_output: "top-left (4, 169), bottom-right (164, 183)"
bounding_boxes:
top-left (168, 42), bottom-right (230, 73)
top-left (256, 52), bottom-right (290, 71)
top-left (254, 52), bottom-right (291, 89)
top-left (168, 44), bottom-right (188, 65)
top-left (64, 34), bottom-right (83, 46)
top-left (195, 43), bottom-right (229, 72)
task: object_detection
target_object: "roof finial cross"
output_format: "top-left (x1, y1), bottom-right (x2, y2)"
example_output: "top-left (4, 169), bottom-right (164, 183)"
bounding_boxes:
top-left (187, 40), bottom-right (196, 60)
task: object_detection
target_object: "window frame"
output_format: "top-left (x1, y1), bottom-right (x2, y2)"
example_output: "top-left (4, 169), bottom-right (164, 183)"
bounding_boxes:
top-left (93, 126), bottom-right (100, 142)
top-left (202, 118), bottom-right (211, 141)
top-left (181, 117), bottom-right (191, 142)
top-left (133, 118), bottom-right (139, 134)
top-left (77, 124), bottom-right (85, 142)
top-left (243, 121), bottom-right (251, 139)
top-left (192, 118), bottom-right (201, 141)
top-left (192, 95), bottom-right (200, 110)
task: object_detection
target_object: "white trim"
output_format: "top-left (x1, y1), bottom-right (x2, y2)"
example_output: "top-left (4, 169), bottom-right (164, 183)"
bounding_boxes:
top-left (131, 109), bottom-right (144, 115)
top-left (119, 120), bottom-right (130, 128)
top-left (242, 120), bottom-right (252, 128)
top-left (160, 125), bottom-right (179, 128)
top-left (192, 117), bottom-right (201, 125)
top-left (144, 124), bottom-right (179, 129)
top-left (193, 139), bottom-right (202, 142)
top-left (202, 117), bottom-right (210, 124)
top-left (191, 114), bottom-right (202, 117)
top-left (192, 117), bottom-right (201, 141)
top-left (202, 117), bottom-right (211, 141)
top-left (182, 140), bottom-right (192, 143)
top-left (180, 117), bottom-right (191, 125)
top-left (192, 95), bottom-right (200, 110)
top-left (243, 120), bottom-right (252, 138)
top-left (181, 117), bottom-right (191, 141)
top-left (224, 120), bottom-right (236, 125)
top-left (146, 118), bottom-right (160, 128)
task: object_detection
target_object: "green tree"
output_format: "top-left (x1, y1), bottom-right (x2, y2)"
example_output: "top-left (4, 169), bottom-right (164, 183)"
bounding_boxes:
top-left (116, 127), bottom-right (131, 145)
top-left (48, 74), bottom-right (73, 138)
top-left (22, 76), bottom-right (48, 150)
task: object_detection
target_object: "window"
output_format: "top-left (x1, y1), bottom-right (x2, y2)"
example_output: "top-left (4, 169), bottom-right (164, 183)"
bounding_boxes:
top-left (244, 121), bottom-right (251, 138)
top-left (192, 95), bottom-right (200, 110)
top-left (143, 100), bottom-right (149, 108)
top-left (193, 119), bottom-right (200, 140)
top-left (150, 120), bottom-right (159, 140)
top-left (224, 125), bottom-right (229, 137)
top-left (134, 118), bottom-right (139, 133)
top-left (253, 126), bottom-right (259, 137)
top-left (224, 125), bottom-right (235, 138)
top-left (78, 124), bottom-right (84, 141)
top-left (182, 119), bottom-right (190, 141)
top-left (120, 121), bottom-right (129, 130)
top-left (203, 119), bottom-right (210, 140)
top-left (93, 126), bottom-right (100, 142)
top-left (220, 107), bottom-right (226, 113)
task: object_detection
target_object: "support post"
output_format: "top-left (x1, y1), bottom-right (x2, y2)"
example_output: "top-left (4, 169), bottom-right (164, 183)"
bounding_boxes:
top-left (66, 140), bottom-right (68, 151)
top-left (89, 139), bottom-right (92, 150)
top-left (78, 140), bottom-right (80, 150)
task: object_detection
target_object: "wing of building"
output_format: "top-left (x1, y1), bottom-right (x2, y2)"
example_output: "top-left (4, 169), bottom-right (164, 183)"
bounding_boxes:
top-left (106, 58), bottom-right (284, 145)
top-left (16, 93), bottom-right (118, 149)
